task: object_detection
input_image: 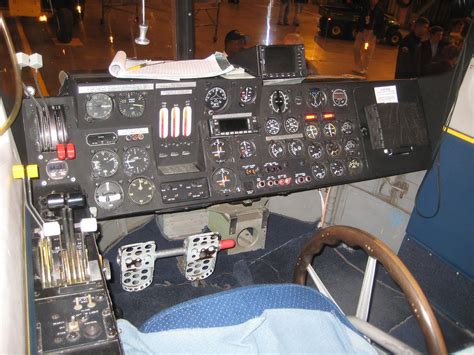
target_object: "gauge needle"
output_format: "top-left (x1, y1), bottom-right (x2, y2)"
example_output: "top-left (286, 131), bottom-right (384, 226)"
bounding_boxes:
top-left (138, 180), bottom-right (143, 191)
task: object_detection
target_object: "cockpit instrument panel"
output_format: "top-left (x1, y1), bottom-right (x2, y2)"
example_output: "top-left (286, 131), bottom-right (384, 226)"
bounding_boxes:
top-left (19, 76), bottom-right (431, 219)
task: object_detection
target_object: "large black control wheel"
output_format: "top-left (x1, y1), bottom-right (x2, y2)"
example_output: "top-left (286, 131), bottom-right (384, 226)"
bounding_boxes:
top-left (293, 226), bottom-right (448, 355)
top-left (57, 7), bottom-right (73, 43)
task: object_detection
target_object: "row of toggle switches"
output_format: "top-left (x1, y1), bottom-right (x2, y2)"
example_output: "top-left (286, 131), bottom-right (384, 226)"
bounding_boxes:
top-left (158, 105), bottom-right (193, 139)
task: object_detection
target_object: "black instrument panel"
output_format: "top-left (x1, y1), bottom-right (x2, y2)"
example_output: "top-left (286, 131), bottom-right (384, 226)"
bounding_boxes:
top-left (20, 76), bottom-right (431, 219)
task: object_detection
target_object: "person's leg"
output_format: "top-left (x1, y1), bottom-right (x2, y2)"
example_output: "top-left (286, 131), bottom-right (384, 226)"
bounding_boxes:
top-left (353, 32), bottom-right (364, 72)
top-left (278, 0), bottom-right (290, 25)
top-left (293, 2), bottom-right (303, 26)
top-left (361, 31), bottom-right (376, 72)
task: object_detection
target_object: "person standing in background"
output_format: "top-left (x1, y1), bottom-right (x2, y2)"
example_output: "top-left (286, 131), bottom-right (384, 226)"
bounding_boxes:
top-left (420, 26), bottom-right (445, 75)
top-left (395, 17), bottom-right (430, 79)
top-left (352, 0), bottom-right (385, 76)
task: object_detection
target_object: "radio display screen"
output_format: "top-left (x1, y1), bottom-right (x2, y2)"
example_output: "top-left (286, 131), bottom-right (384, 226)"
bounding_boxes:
top-left (263, 46), bottom-right (295, 74)
top-left (218, 118), bottom-right (249, 132)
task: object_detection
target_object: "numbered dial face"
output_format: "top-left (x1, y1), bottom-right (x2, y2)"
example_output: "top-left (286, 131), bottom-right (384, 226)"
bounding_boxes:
top-left (94, 181), bottom-right (124, 210)
top-left (128, 177), bottom-right (155, 205)
top-left (239, 140), bottom-right (256, 159)
top-left (265, 118), bottom-right (281, 135)
top-left (288, 139), bottom-right (304, 157)
top-left (118, 92), bottom-right (146, 118)
top-left (348, 158), bottom-right (362, 171)
top-left (268, 141), bottom-right (286, 159)
top-left (341, 120), bottom-right (354, 135)
top-left (344, 139), bottom-right (358, 154)
top-left (205, 87), bottom-right (228, 111)
top-left (240, 86), bottom-right (256, 103)
top-left (91, 150), bottom-right (120, 178)
top-left (332, 89), bottom-right (348, 107)
top-left (86, 93), bottom-right (113, 120)
top-left (330, 161), bottom-right (345, 177)
top-left (269, 90), bottom-right (289, 113)
top-left (212, 168), bottom-right (236, 194)
top-left (210, 139), bottom-right (229, 163)
top-left (308, 88), bottom-right (327, 108)
top-left (312, 163), bottom-right (327, 180)
top-left (123, 147), bottom-right (150, 175)
top-left (326, 142), bottom-right (342, 157)
top-left (284, 117), bottom-right (300, 134)
top-left (304, 124), bottom-right (319, 140)
top-left (323, 122), bottom-right (338, 137)
top-left (308, 143), bottom-right (324, 160)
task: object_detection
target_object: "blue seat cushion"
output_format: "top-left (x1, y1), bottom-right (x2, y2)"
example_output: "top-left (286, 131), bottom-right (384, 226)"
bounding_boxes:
top-left (140, 283), bottom-right (354, 333)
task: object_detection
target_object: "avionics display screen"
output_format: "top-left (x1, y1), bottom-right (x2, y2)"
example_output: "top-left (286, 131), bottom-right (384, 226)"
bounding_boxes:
top-left (218, 118), bottom-right (249, 132)
top-left (263, 46), bottom-right (296, 74)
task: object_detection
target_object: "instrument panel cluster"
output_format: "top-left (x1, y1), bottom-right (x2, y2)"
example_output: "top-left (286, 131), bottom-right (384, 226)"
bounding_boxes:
top-left (20, 76), bottom-right (428, 220)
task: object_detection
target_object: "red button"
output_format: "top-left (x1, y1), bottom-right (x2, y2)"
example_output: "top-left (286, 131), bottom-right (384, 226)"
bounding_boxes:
top-left (219, 239), bottom-right (236, 250)
top-left (66, 143), bottom-right (76, 160)
top-left (57, 144), bottom-right (66, 160)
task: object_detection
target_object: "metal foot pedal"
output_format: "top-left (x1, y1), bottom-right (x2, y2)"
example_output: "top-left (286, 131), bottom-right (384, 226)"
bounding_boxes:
top-left (117, 241), bottom-right (156, 292)
top-left (117, 232), bottom-right (235, 292)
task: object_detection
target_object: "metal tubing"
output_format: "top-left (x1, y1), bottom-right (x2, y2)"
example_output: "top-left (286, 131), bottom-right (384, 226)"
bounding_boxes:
top-left (155, 247), bottom-right (185, 260)
top-left (355, 256), bottom-right (377, 321)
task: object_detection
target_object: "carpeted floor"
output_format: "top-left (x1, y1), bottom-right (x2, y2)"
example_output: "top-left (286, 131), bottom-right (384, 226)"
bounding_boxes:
top-left (105, 213), bottom-right (473, 352)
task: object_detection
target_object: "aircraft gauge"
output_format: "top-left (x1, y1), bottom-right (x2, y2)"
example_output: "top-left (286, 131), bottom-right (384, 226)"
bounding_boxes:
top-left (94, 181), bottom-right (124, 210)
top-left (118, 92), bottom-right (146, 118)
top-left (91, 150), bottom-right (120, 178)
top-left (308, 88), bottom-right (327, 108)
top-left (86, 93), bottom-right (113, 120)
top-left (205, 87), bottom-right (228, 111)
top-left (269, 90), bottom-right (289, 113)
top-left (128, 177), bottom-right (155, 205)
top-left (332, 89), bottom-right (348, 107)
top-left (212, 168), bottom-right (237, 194)
top-left (284, 117), bottom-right (300, 134)
top-left (123, 147), bottom-right (150, 175)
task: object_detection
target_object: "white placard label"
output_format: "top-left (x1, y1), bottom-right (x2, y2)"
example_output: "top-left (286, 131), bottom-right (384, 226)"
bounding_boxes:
top-left (374, 85), bottom-right (398, 103)
top-left (117, 127), bottom-right (149, 136)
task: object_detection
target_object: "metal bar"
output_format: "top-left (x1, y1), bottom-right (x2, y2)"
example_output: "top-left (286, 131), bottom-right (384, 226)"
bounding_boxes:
top-left (355, 256), bottom-right (377, 321)
top-left (175, 0), bottom-right (195, 60)
top-left (306, 264), bottom-right (344, 314)
top-left (155, 247), bottom-right (185, 260)
top-left (347, 316), bottom-right (421, 354)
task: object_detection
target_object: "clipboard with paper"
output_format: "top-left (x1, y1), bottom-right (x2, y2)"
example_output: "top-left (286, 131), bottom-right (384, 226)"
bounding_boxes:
top-left (108, 50), bottom-right (235, 80)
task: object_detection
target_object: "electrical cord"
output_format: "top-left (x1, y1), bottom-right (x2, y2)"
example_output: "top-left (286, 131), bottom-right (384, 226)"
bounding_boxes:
top-left (414, 24), bottom-right (472, 219)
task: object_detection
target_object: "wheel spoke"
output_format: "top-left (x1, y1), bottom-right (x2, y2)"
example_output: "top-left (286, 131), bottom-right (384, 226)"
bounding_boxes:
top-left (356, 256), bottom-right (377, 321)
top-left (306, 264), bottom-right (344, 314)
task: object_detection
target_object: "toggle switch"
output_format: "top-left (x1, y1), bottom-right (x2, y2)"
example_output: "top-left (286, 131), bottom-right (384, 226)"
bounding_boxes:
top-left (57, 144), bottom-right (66, 160)
top-left (66, 143), bottom-right (76, 160)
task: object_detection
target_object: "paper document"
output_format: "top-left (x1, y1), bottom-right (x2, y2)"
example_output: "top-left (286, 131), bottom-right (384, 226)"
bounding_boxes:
top-left (109, 50), bottom-right (235, 80)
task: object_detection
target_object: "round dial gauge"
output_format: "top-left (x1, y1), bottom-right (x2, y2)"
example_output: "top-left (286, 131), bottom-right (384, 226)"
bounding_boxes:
top-left (128, 177), bottom-right (155, 205)
top-left (212, 168), bottom-right (237, 194)
top-left (311, 163), bottom-right (327, 180)
top-left (288, 139), bottom-right (304, 157)
top-left (123, 147), bottom-right (150, 175)
top-left (269, 90), bottom-right (289, 113)
top-left (240, 86), bottom-right (256, 103)
top-left (308, 88), bottom-right (327, 108)
top-left (118, 92), bottom-right (146, 118)
top-left (265, 118), bottom-right (281, 135)
top-left (344, 139), bottom-right (358, 154)
top-left (268, 141), bottom-right (286, 159)
top-left (323, 122), bottom-right (338, 137)
top-left (86, 93), bottom-right (113, 120)
top-left (46, 159), bottom-right (68, 180)
top-left (308, 143), bottom-right (324, 160)
top-left (348, 158), bottom-right (362, 171)
top-left (91, 150), bottom-right (119, 178)
top-left (239, 140), bottom-right (256, 159)
top-left (326, 142), bottom-right (342, 157)
top-left (205, 87), bottom-right (228, 111)
top-left (209, 139), bottom-right (229, 163)
top-left (284, 117), bottom-right (300, 134)
top-left (332, 89), bottom-right (348, 107)
top-left (94, 181), bottom-right (124, 210)
top-left (304, 124), bottom-right (319, 140)
top-left (330, 161), bottom-right (345, 177)
top-left (341, 120), bottom-right (354, 135)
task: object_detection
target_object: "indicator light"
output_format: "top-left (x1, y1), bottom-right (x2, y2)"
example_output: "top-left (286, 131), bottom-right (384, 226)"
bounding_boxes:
top-left (323, 113), bottom-right (335, 120)
top-left (305, 114), bottom-right (317, 121)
